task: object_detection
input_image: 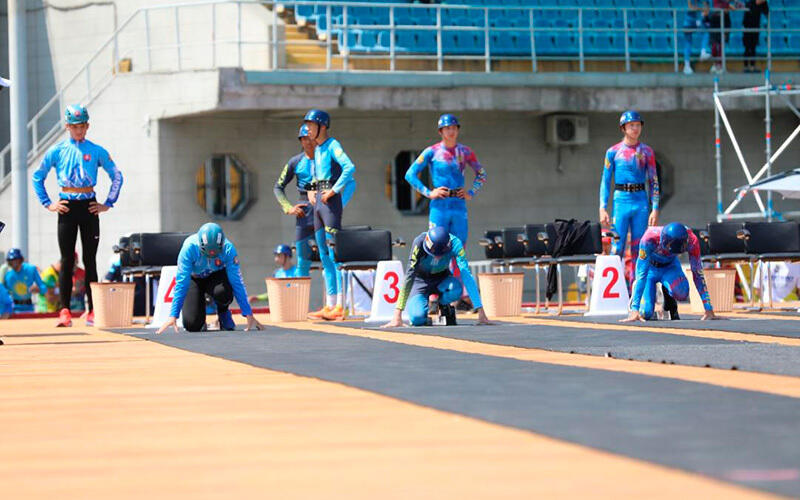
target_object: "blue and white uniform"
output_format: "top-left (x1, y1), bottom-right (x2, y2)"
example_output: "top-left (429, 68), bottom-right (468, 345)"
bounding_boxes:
top-left (32, 138), bottom-right (123, 207)
top-left (274, 153), bottom-right (315, 277)
top-left (170, 234), bottom-right (252, 319)
top-left (312, 137), bottom-right (357, 298)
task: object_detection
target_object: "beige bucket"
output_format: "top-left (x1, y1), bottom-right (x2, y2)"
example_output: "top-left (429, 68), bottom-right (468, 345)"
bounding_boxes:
top-left (89, 282), bottom-right (135, 327)
top-left (478, 273), bottom-right (525, 317)
top-left (266, 277), bottom-right (312, 322)
top-left (685, 267), bottom-right (737, 313)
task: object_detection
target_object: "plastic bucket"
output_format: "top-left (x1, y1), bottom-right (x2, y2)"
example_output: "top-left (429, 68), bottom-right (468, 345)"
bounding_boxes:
top-left (266, 277), bottom-right (312, 322)
top-left (89, 282), bottom-right (136, 327)
top-left (478, 273), bottom-right (525, 317)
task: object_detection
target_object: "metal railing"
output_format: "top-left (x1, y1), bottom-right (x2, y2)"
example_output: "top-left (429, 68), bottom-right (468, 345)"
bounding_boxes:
top-left (2, 0), bottom-right (797, 189)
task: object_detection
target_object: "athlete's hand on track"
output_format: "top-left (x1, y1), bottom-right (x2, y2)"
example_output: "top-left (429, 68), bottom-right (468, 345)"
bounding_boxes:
top-left (381, 310), bottom-right (405, 328)
top-left (88, 202), bottom-right (109, 215)
top-left (648, 209), bottom-right (660, 227)
top-left (156, 317), bottom-right (179, 334)
top-left (320, 189), bottom-right (336, 204)
top-left (476, 307), bottom-right (492, 326)
top-left (288, 203), bottom-right (308, 217)
top-left (621, 310), bottom-right (645, 323)
top-left (599, 208), bottom-right (611, 227)
top-left (245, 315), bottom-right (264, 331)
top-left (430, 187), bottom-right (450, 199)
top-left (701, 310), bottom-right (718, 321)
top-left (47, 199), bottom-right (70, 214)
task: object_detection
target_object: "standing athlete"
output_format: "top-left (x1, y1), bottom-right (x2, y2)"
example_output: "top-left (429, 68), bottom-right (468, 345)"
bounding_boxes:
top-left (405, 113), bottom-right (486, 246)
top-left (599, 110), bottom-right (660, 281)
top-left (303, 109), bottom-right (357, 321)
top-left (624, 223), bottom-right (716, 322)
top-left (273, 124), bottom-right (316, 277)
top-left (32, 104), bottom-right (123, 327)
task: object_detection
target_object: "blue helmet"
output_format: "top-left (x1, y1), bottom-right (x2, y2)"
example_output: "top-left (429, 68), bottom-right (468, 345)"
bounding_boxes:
top-left (197, 222), bottom-right (225, 258)
top-left (437, 113), bottom-right (460, 130)
top-left (661, 223), bottom-right (689, 255)
top-left (303, 109), bottom-right (330, 129)
top-left (5, 248), bottom-right (23, 261)
top-left (619, 110), bottom-right (644, 128)
top-left (65, 104), bottom-right (89, 124)
top-left (423, 226), bottom-right (452, 257)
top-left (297, 124), bottom-right (311, 140)
top-left (274, 244), bottom-right (292, 257)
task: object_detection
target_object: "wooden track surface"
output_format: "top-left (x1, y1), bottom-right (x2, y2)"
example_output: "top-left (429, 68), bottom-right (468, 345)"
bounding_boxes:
top-left (0, 317), bottom-right (783, 499)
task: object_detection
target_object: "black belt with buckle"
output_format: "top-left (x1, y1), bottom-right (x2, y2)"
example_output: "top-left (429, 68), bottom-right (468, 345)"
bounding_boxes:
top-left (615, 183), bottom-right (645, 193)
top-left (446, 188), bottom-right (463, 198)
top-left (315, 180), bottom-right (335, 191)
top-left (13, 299), bottom-right (33, 305)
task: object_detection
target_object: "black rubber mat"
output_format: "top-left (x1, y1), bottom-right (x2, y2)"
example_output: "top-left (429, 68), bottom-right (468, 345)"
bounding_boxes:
top-left (346, 321), bottom-right (800, 377)
top-left (118, 325), bottom-right (800, 497)
top-left (535, 313), bottom-right (800, 339)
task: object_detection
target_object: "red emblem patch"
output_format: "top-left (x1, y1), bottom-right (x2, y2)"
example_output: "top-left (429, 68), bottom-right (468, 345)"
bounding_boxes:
top-left (83, 154), bottom-right (91, 162)
top-left (215, 258), bottom-right (221, 267)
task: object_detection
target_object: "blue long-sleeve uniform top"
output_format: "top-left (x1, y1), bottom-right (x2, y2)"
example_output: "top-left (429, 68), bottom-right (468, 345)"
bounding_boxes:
top-left (169, 234), bottom-right (252, 318)
top-left (274, 266), bottom-right (301, 278)
top-left (406, 141), bottom-right (487, 199)
top-left (3, 263), bottom-right (48, 302)
top-left (396, 232), bottom-right (482, 311)
top-left (32, 138), bottom-right (124, 207)
top-left (313, 137), bottom-right (356, 194)
top-left (599, 141), bottom-right (660, 210)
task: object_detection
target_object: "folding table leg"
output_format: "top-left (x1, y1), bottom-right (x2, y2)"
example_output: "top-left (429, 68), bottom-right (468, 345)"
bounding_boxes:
top-left (557, 263), bottom-right (564, 315)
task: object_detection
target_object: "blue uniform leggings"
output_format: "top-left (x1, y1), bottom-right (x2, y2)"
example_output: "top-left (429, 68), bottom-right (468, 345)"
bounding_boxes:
top-left (429, 205), bottom-right (469, 246)
top-left (295, 203), bottom-right (315, 278)
top-left (632, 259), bottom-right (690, 320)
top-left (407, 275), bottom-right (463, 326)
top-left (612, 197), bottom-right (649, 263)
top-left (314, 193), bottom-right (343, 297)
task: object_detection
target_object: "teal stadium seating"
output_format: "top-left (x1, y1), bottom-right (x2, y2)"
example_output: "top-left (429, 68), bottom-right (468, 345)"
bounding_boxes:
top-left (292, 0), bottom-right (799, 59)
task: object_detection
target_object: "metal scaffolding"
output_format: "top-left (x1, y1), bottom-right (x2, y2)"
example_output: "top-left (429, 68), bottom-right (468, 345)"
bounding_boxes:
top-left (714, 70), bottom-right (800, 222)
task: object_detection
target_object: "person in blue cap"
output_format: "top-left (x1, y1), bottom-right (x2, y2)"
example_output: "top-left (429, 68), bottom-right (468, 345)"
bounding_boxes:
top-left (248, 244), bottom-right (301, 304)
top-left (382, 226), bottom-right (490, 328)
top-left (599, 110), bottom-right (660, 282)
top-left (32, 104), bottom-right (124, 327)
top-left (303, 109), bottom-right (357, 321)
top-left (273, 124), bottom-right (316, 278)
top-left (2, 248), bottom-right (48, 314)
top-left (405, 113), bottom-right (487, 247)
top-left (156, 223), bottom-right (263, 333)
top-left (623, 222), bottom-right (717, 322)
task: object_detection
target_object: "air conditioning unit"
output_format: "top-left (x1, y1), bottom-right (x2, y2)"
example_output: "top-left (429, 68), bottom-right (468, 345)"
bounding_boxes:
top-left (545, 114), bottom-right (589, 146)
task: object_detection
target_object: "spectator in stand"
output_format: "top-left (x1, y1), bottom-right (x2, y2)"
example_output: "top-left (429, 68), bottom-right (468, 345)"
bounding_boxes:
top-left (708, 0), bottom-right (745, 73)
top-left (683, 1), bottom-right (712, 74)
top-left (742, 0), bottom-right (769, 73)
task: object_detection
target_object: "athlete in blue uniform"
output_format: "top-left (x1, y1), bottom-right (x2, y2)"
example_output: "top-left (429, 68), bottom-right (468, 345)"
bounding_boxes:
top-left (624, 223), bottom-right (717, 322)
top-left (0, 282), bottom-right (12, 318)
top-left (382, 226), bottom-right (490, 328)
top-left (304, 109), bottom-right (357, 321)
top-left (156, 223), bottom-right (263, 333)
top-left (274, 125), bottom-right (316, 277)
top-left (32, 104), bottom-right (124, 327)
top-left (2, 248), bottom-right (48, 314)
top-left (405, 114), bottom-right (487, 246)
top-left (599, 110), bottom-right (660, 273)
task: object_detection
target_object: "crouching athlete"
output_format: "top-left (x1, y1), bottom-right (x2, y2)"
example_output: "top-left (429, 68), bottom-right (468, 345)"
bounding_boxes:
top-left (382, 226), bottom-right (490, 327)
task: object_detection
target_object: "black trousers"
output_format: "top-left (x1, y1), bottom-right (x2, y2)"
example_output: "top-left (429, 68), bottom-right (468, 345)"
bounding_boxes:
top-left (57, 199), bottom-right (100, 311)
top-left (743, 30), bottom-right (759, 65)
top-left (182, 270), bottom-right (233, 332)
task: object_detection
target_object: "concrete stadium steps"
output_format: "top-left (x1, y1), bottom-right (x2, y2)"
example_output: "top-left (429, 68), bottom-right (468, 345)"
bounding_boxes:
top-left (283, 24), bottom-right (344, 69)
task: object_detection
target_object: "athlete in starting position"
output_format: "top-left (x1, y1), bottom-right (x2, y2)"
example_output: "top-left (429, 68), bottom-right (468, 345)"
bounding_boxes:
top-left (624, 223), bottom-right (717, 322)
